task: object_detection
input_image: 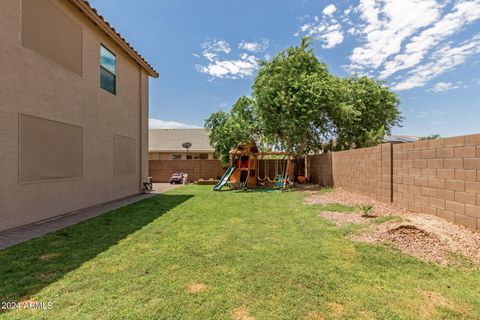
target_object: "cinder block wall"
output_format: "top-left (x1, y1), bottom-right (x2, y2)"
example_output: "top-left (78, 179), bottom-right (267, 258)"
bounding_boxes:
top-left (149, 160), bottom-right (225, 182)
top-left (309, 153), bottom-right (332, 186)
top-left (307, 134), bottom-right (480, 232)
top-left (331, 144), bottom-right (392, 202)
top-left (392, 134), bottom-right (480, 230)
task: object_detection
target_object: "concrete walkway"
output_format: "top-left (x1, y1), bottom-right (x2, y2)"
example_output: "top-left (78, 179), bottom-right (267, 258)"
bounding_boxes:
top-left (0, 183), bottom-right (182, 250)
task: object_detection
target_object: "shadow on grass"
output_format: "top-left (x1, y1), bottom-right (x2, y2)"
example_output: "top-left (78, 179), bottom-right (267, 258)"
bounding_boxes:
top-left (0, 193), bottom-right (193, 303)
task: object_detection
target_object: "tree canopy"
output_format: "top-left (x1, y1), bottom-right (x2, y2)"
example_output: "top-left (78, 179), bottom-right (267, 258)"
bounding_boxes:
top-left (205, 37), bottom-right (402, 163)
top-left (329, 76), bottom-right (401, 150)
top-left (204, 97), bottom-right (257, 163)
top-left (419, 134), bottom-right (441, 141)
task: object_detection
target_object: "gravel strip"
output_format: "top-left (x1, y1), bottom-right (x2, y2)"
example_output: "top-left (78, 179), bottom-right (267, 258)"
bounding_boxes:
top-left (404, 213), bottom-right (480, 265)
top-left (307, 187), bottom-right (480, 267)
top-left (305, 188), bottom-right (409, 216)
top-left (351, 223), bottom-right (453, 266)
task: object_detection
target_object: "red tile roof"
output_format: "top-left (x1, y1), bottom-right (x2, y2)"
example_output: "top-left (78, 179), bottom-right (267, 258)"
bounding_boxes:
top-left (69, 0), bottom-right (158, 77)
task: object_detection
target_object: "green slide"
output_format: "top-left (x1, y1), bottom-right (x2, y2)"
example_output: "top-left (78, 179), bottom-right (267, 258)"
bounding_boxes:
top-left (213, 166), bottom-right (235, 191)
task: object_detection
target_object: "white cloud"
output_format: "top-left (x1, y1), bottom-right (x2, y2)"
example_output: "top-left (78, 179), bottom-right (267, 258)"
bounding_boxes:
top-left (305, 0), bottom-right (480, 91)
top-left (322, 4), bottom-right (337, 16)
top-left (348, 0), bottom-right (441, 71)
top-left (200, 39), bottom-right (231, 62)
top-left (341, 6), bottom-right (355, 26)
top-left (238, 39), bottom-right (269, 52)
top-left (308, 23), bottom-right (344, 49)
top-left (149, 118), bottom-right (201, 129)
top-left (347, 26), bottom-right (360, 36)
top-left (322, 28), bottom-right (344, 49)
top-left (380, 0), bottom-right (480, 78)
top-left (195, 53), bottom-right (259, 79)
top-left (429, 81), bottom-right (463, 92)
top-left (393, 33), bottom-right (480, 90)
top-left (196, 38), bottom-right (266, 79)
top-left (296, 8), bottom-right (344, 49)
top-left (204, 39), bottom-right (231, 54)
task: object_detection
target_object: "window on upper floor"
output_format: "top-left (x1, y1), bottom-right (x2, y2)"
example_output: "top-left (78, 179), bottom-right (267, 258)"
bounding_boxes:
top-left (100, 45), bottom-right (116, 94)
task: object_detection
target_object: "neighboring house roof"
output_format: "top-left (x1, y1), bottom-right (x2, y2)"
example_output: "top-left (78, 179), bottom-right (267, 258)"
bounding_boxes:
top-left (149, 129), bottom-right (214, 152)
top-left (383, 135), bottom-right (419, 143)
top-left (69, 0), bottom-right (158, 77)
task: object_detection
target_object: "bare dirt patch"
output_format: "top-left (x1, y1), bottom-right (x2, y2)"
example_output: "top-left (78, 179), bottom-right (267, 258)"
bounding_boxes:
top-left (38, 253), bottom-right (60, 261)
top-left (37, 271), bottom-right (56, 280)
top-left (422, 290), bottom-right (451, 309)
top-left (414, 290), bottom-right (470, 319)
top-left (233, 306), bottom-right (255, 320)
top-left (320, 211), bottom-right (371, 227)
top-left (304, 311), bottom-right (325, 320)
top-left (186, 282), bottom-right (207, 293)
top-left (327, 302), bottom-right (345, 317)
top-left (307, 188), bottom-right (480, 267)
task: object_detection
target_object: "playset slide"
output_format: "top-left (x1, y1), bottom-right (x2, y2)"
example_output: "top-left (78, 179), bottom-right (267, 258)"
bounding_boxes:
top-left (213, 165), bottom-right (235, 191)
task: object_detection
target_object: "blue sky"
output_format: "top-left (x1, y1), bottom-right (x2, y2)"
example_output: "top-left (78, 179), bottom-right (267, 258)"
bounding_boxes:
top-left (89, 0), bottom-right (480, 137)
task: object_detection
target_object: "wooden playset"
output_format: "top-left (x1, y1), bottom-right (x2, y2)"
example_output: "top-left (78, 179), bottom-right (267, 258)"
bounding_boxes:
top-left (213, 140), bottom-right (293, 191)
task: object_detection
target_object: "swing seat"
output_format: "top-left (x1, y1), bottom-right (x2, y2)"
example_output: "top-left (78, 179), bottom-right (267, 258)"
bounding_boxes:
top-left (274, 175), bottom-right (284, 188)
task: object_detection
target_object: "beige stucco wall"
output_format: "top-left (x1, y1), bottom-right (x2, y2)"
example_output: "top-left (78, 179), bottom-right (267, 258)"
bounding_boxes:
top-left (0, 0), bottom-right (150, 232)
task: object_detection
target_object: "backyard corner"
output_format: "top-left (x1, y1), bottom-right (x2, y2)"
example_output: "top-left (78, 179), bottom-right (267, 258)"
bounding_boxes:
top-left (3, 0), bottom-right (480, 319)
top-left (1, 185), bottom-right (479, 319)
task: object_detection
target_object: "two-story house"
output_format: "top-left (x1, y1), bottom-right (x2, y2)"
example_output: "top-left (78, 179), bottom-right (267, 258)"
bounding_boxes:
top-left (0, 0), bottom-right (158, 232)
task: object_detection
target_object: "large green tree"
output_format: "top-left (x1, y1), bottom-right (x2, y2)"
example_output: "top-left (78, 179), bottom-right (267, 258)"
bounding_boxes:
top-left (205, 96), bottom-right (257, 163)
top-left (329, 76), bottom-right (402, 150)
top-left (252, 37), bottom-right (338, 157)
top-left (205, 37), bottom-right (402, 163)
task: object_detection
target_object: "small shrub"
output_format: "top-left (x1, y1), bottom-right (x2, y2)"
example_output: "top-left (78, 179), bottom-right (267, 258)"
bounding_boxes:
top-left (358, 204), bottom-right (374, 217)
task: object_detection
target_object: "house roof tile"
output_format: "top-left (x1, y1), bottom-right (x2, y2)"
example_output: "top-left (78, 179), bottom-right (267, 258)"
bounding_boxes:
top-left (69, 0), bottom-right (158, 77)
top-left (149, 129), bottom-right (214, 152)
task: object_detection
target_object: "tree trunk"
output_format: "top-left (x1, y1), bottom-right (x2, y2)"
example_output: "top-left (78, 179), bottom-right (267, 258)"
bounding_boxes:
top-left (297, 128), bottom-right (308, 159)
top-left (292, 157), bottom-right (298, 182)
top-left (304, 156), bottom-right (308, 182)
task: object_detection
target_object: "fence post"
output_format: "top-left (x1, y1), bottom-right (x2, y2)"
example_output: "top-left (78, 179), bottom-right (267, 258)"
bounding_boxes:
top-left (390, 143), bottom-right (394, 203)
top-left (329, 152), bottom-right (334, 188)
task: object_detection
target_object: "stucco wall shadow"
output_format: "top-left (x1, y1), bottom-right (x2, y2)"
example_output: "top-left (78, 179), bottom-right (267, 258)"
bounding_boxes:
top-left (0, 193), bottom-right (194, 304)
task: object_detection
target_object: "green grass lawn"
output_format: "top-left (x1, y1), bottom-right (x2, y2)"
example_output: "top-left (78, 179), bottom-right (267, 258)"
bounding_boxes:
top-left (1, 186), bottom-right (479, 319)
